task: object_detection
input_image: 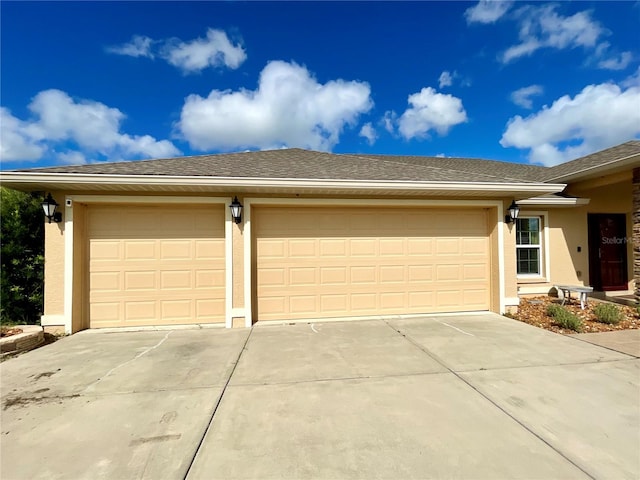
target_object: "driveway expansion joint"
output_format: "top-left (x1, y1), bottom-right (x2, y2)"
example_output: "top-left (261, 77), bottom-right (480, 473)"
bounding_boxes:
top-left (383, 319), bottom-right (599, 480)
top-left (452, 356), bottom-right (638, 374)
top-left (227, 369), bottom-right (452, 388)
top-left (182, 326), bottom-right (253, 480)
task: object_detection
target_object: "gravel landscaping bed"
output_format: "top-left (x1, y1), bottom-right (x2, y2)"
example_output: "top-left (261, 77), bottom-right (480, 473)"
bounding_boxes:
top-left (510, 296), bottom-right (640, 334)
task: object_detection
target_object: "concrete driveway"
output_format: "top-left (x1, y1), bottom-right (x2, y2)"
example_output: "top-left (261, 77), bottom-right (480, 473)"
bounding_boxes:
top-left (1, 314), bottom-right (638, 480)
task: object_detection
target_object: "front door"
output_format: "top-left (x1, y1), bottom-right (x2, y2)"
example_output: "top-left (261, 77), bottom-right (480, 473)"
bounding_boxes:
top-left (588, 214), bottom-right (628, 291)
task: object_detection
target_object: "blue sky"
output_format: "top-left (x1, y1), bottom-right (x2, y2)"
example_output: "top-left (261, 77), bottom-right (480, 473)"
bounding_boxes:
top-left (1, 1), bottom-right (639, 169)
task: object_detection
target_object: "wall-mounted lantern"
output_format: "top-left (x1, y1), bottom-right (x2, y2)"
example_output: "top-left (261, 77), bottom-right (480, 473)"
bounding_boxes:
top-left (505, 200), bottom-right (520, 225)
top-left (229, 196), bottom-right (243, 224)
top-left (41, 193), bottom-right (62, 223)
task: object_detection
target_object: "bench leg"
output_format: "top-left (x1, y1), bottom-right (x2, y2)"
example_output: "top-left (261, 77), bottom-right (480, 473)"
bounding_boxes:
top-left (561, 290), bottom-right (568, 306)
top-left (580, 293), bottom-right (587, 310)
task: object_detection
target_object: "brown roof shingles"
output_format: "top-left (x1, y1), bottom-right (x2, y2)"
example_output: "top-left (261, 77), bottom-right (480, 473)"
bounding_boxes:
top-left (10, 140), bottom-right (640, 184)
top-left (13, 148), bottom-right (542, 184)
top-left (540, 140), bottom-right (640, 181)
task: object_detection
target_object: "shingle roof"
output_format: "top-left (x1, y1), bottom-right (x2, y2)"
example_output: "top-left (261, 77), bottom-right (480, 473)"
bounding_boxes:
top-left (540, 140), bottom-right (640, 181)
top-left (354, 153), bottom-right (547, 182)
top-left (12, 148), bottom-right (543, 184)
top-left (9, 140), bottom-right (640, 184)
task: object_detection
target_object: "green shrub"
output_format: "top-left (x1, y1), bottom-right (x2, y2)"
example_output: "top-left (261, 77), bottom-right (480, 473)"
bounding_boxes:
top-left (593, 303), bottom-right (623, 325)
top-left (1, 188), bottom-right (44, 325)
top-left (546, 303), bottom-right (563, 316)
top-left (546, 303), bottom-right (582, 332)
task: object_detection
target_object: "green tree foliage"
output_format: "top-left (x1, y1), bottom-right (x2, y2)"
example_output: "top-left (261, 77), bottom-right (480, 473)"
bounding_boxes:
top-left (1, 187), bottom-right (45, 324)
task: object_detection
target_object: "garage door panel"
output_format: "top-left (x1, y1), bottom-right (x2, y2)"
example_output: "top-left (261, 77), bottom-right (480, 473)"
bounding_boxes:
top-left (92, 241), bottom-right (120, 260)
top-left (125, 271), bottom-right (156, 290)
top-left (379, 238), bottom-right (405, 256)
top-left (160, 270), bottom-right (191, 289)
top-left (89, 205), bottom-right (225, 328)
top-left (289, 267), bottom-right (316, 286)
top-left (350, 238), bottom-right (376, 256)
top-left (408, 291), bottom-right (434, 309)
top-left (320, 267), bottom-right (347, 284)
top-left (255, 206), bottom-right (491, 321)
top-left (319, 239), bottom-right (347, 256)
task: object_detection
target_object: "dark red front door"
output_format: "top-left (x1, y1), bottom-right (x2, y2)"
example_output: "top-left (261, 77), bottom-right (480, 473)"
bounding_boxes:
top-left (588, 214), bottom-right (628, 291)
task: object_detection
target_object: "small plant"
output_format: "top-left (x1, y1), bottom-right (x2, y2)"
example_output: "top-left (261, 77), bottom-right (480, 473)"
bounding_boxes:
top-left (546, 303), bottom-right (583, 332)
top-left (546, 303), bottom-right (563, 316)
top-left (594, 303), bottom-right (623, 325)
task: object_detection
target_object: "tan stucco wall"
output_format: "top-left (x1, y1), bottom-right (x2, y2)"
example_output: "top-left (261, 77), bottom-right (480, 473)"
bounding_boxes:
top-left (71, 202), bottom-right (87, 333)
top-left (518, 173), bottom-right (633, 295)
top-left (501, 199), bottom-right (518, 303)
top-left (232, 195), bottom-right (245, 326)
top-left (42, 192), bottom-right (66, 321)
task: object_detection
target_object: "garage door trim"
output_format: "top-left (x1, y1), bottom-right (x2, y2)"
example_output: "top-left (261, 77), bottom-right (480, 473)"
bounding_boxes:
top-left (64, 195), bottom-right (234, 331)
top-left (243, 198), bottom-right (505, 326)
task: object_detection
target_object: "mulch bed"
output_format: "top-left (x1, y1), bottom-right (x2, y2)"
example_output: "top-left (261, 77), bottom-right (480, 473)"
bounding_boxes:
top-left (0, 327), bottom-right (24, 338)
top-left (510, 296), bottom-right (640, 334)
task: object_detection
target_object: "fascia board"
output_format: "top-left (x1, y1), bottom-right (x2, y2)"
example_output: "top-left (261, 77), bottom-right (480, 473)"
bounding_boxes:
top-left (0, 172), bottom-right (566, 194)
top-left (518, 196), bottom-right (590, 207)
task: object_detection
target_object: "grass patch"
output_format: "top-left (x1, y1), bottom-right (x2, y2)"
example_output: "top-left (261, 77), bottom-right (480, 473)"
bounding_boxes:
top-left (546, 303), bottom-right (583, 332)
top-left (594, 303), bottom-right (623, 325)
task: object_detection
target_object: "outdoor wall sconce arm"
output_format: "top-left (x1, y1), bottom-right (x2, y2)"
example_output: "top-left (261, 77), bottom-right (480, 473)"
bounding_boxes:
top-left (229, 196), bottom-right (243, 224)
top-left (505, 200), bottom-right (520, 225)
top-left (41, 193), bottom-right (62, 223)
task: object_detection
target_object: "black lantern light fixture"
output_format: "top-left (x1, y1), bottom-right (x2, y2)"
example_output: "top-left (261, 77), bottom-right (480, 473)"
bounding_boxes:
top-left (41, 193), bottom-right (62, 223)
top-left (505, 200), bottom-right (520, 224)
top-left (229, 196), bottom-right (243, 224)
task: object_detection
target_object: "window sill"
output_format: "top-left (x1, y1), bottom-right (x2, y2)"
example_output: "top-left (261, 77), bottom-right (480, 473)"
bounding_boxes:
top-left (517, 277), bottom-right (548, 284)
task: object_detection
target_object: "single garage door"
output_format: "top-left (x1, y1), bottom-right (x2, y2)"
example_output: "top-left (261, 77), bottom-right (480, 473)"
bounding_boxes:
top-left (254, 206), bottom-right (491, 321)
top-left (88, 204), bottom-right (225, 328)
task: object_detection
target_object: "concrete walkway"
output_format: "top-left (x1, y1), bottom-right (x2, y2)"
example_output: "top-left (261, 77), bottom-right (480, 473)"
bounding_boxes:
top-left (569, 329), bottom-right (640, 357)
top-left (1, 314), bottom-right (638, 479)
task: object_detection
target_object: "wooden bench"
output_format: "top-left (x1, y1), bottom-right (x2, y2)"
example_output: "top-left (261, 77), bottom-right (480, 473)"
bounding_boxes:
top-left (554, 285), bottom-right (594, 310)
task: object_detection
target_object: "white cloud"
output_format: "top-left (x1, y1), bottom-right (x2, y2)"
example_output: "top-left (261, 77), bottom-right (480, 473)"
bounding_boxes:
top-left (57, 151), bottom-right (88, 165)
top-left (501, 5), bottom-right (605, 63)
top-left (439, 71), bottom-right (453, 88)
top-left (596, 47), bottom-right (633, 70)
top-left (107, 29), bottom-right (246, 74)
top-left (465, 0), bottom-right (513, 24)
top-left (359, 123), bottom-right (377, 145)
top-left (161, 28), bottom-right (246, 73)
top-left (0, 108), bottom-right (46, 162)
top-left (177, 60), bottom-right (372, 152)
top-left (1, 89), bottom-right (180, 163)
top-left (622, 66), bottom-right (640, 88)
top-left (396, 87), bottom-right (468, 140)
top-left (501, 82), bottom-right (640, 166)
top-left (510, 84), bottom-right (544, 109)
top-left (381, 111), bottom-right (397, 134)
top-left (106, 35), bottom-right (154, 58)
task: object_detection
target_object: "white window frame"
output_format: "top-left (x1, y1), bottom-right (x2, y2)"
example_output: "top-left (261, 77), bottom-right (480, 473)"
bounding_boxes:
top-left (516, 212), bottom-right (550, 281)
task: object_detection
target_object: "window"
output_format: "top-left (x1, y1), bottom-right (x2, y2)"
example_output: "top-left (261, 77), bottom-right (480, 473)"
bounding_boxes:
top-left (516, 217), bottom-right (542, 275)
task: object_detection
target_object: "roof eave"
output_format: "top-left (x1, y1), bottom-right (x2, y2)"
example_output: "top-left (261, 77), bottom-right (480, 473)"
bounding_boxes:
top-left (544, 152), bottom-right (640, 183)
top-left (518, 196), bottom-right (590, 207)
top-left (0, 172), bottom-right (565, 197)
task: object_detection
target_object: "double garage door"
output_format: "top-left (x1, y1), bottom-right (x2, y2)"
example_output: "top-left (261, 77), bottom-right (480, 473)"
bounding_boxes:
top-left (87, 204), bottom-right (491, 328)
top-left (88, 205), bottom-right (226, 328)
top-left (254, 206), bottom-right (491, 321)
